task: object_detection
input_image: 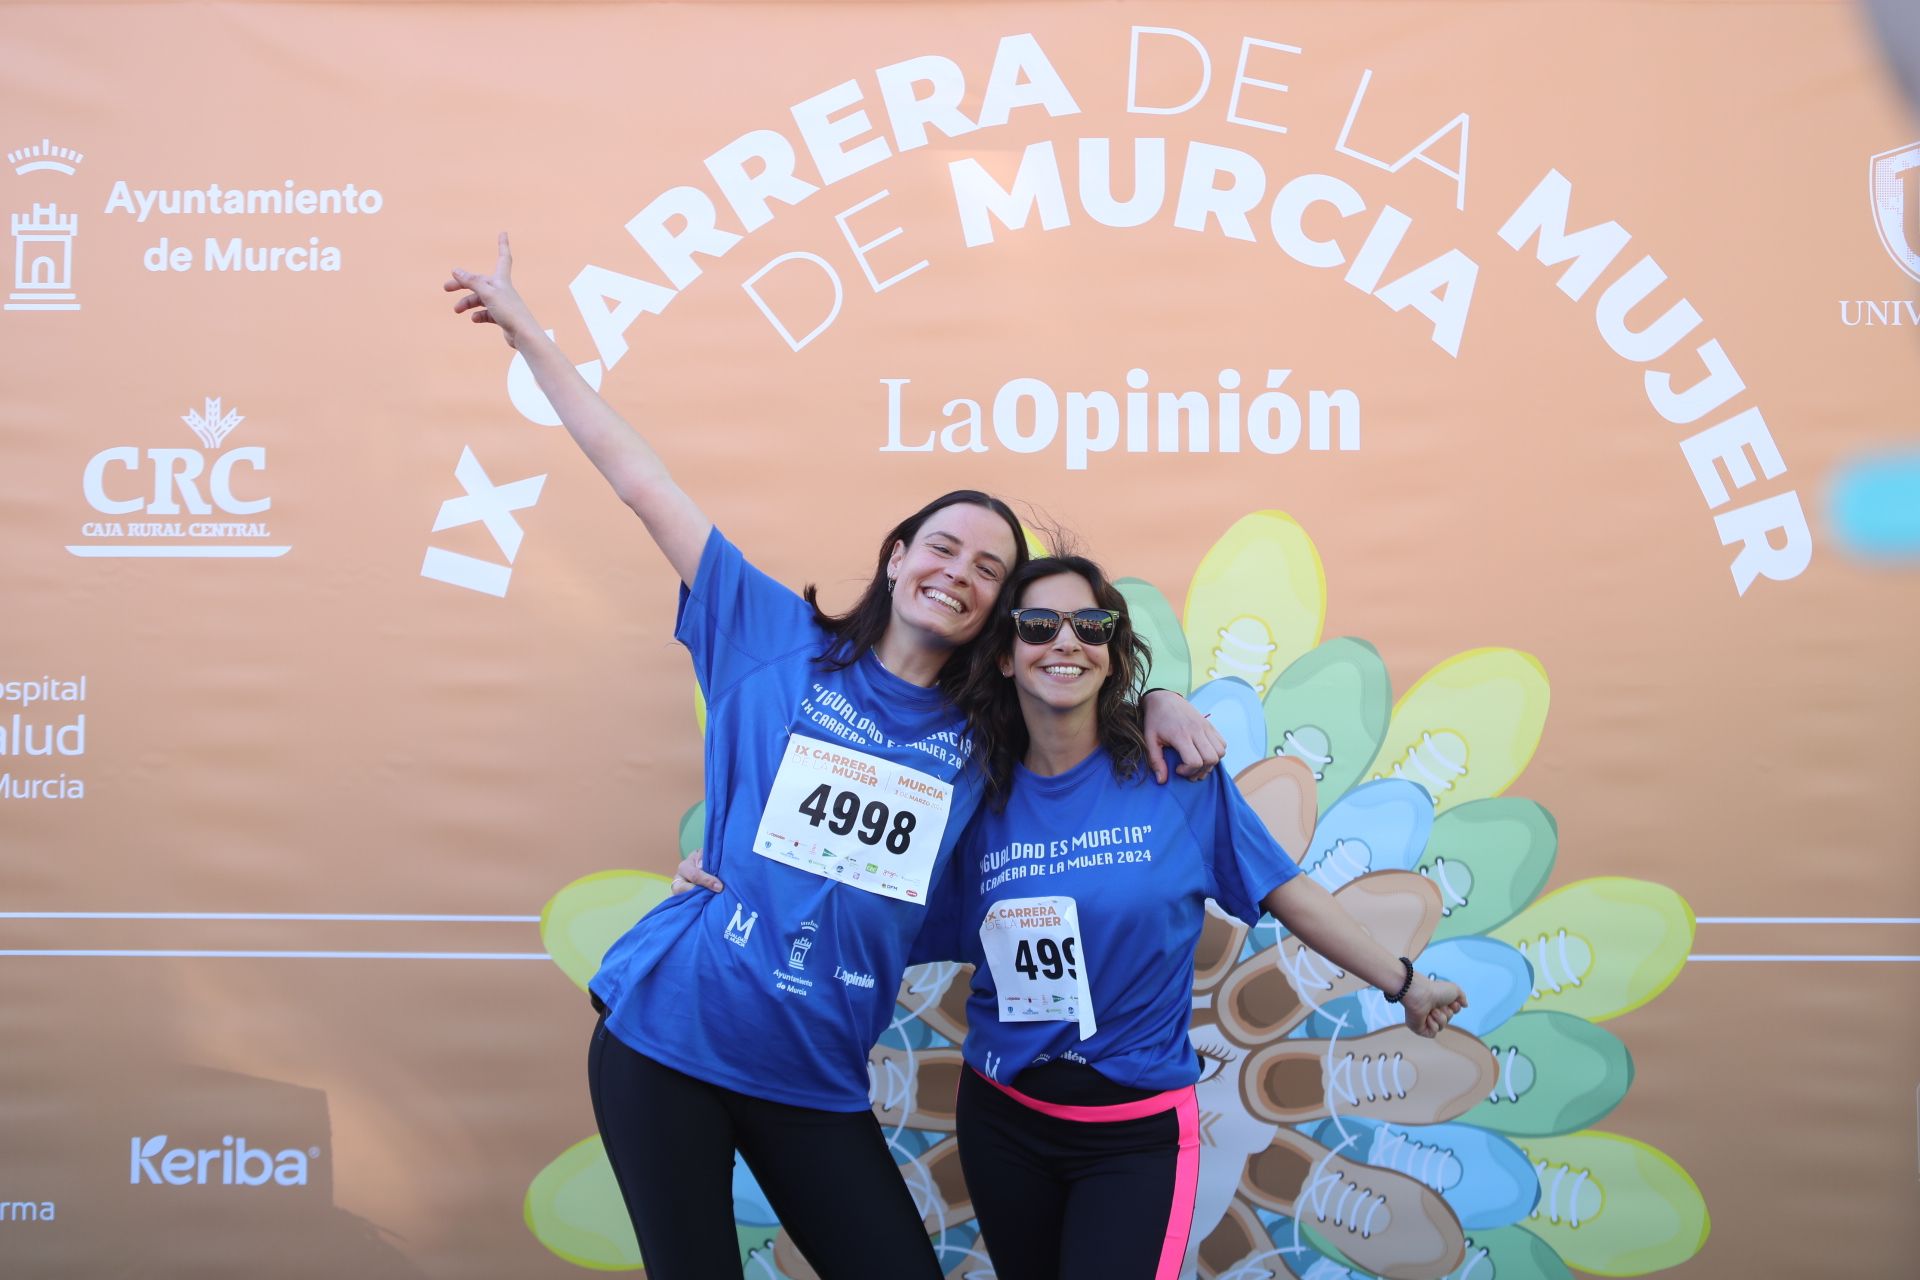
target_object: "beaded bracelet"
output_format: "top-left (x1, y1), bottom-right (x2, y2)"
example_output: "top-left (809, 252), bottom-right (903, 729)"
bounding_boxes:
top-left (1382, 956), bottom-right (1415, 1004)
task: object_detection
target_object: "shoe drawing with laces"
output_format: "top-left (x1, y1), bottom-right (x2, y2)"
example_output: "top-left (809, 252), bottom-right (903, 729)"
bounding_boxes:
top-left (867, 1043), bottom-right (962, 1131)
top-left (1308, 1116), bottom-right (1541, 1230)
top-left (1218, 873), bottom-right (1443, 1046)
top-left (1489, 878), bottom-right (1694, 1022)
top-left (1465, 1011), bottom-right (1633, 1137)
top-left (1302, 935), bottom-right (1535, 1041)
top-left (1256, 1218), bottom-right (1573, 1280)
top-left (1516, 1131), bottom-right (1709, 1275)
top-left (1366, 649), bottom-right (1550, 815)
top-left (1262, 635), bottom-right (1392, 813)
top-left (1419, 798), bottom-right (1558, 942)
top-left (1293, 780), bottom-right (1435, 898)
top-left (1237, 1127), bottom-right (1467, 1280)
top-left (1236, 754), bottom-right (1320, 866)
top-left (1243, 1025), bottom-right (1497, 1126)
top-left (1181, 511), bottom-right (1326, 699)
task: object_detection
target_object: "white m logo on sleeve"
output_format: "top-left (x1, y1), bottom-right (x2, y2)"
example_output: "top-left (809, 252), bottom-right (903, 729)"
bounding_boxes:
top-left (420, 446), bottom-right (548, 597)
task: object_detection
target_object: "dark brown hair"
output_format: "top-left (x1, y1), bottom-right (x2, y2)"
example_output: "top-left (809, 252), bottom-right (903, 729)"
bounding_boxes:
top-left (804, 490), bottom-right (1028, 706)
top-left (958, 554), bottom-right (1153, 807)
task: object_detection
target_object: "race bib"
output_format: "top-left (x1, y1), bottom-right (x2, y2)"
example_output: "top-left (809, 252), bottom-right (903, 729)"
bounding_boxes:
top-left (752, 734), bottom-right (953, 904)
top-left (979, 895), bottom-right (1097, 1040)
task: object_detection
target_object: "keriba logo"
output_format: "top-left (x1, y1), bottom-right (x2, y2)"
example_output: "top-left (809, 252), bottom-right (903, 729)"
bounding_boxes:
top-left (129, 1134), bottom-right (316, 1187)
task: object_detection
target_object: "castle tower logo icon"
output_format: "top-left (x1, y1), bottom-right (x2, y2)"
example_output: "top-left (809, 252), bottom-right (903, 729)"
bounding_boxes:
top-left (7, 137), bottom-right (83, 312)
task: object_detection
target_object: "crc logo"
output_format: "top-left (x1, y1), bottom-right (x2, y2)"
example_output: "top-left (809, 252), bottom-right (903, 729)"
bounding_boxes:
top-left (129, 1134), bottom-right (316, 1187)
top-left (84, 397), bottom-right (265, 515)
top-left (1870, 142), bottom-right (1920, 283)
top-left (70, 397), bottom-right (289, 559)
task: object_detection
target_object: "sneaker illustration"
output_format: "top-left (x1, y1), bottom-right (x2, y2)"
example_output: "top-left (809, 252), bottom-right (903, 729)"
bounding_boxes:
top-left (1296, 780), bottom-right (1436, 897)
top-left (1237, 754), bottom-right (1321, 868)
top-left (1308, 1117), bottom-right (1540, 1230)
top-left (1516, 1131), bottom-right (1710, 1275)
top-left (540, 869), bottom-right (673, 991)
top-left (1366, 649), bottom-right (1549, 814)
top-left (1262, 636), bottom-right (1392, 814)
top-left (1302, 936), bottom-right (1534, 1041)
top-left (1182, 511), bottom-right (1327, 698)
top-left (1420, 798), bottom-right (1558, 942)
top-left (1193, 675), bottom-right (1271, 779)
top-left (1242, 1025), bottom-right (1497, 1126)
top-left (1238, 1127), bottom-right (1466, 1280)
top-left (1488, 878), bottom-right (1694, 1022)
top-left (1270, 1220), bottom-right (1572, 1280)
top-left (1193, 1200), bottom-right (1280, 1279)
top-left (1117, 575), bottom-right (1192, 696)
top-left (522, 1136), bottom-right (641, 1270)
top-left (868, 1043), bottom-right (962, 1131)
top-left (1221, 873), bottom-right (1443, 1045)
top-left (1465, 1011), bottom-right (1633, 1137)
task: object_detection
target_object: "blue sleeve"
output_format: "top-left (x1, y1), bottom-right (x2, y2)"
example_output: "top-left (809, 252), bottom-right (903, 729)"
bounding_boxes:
top-left (1192, 766), bottom-right (1302, 924)
top-left (673, 527), bottom-right (817, 700)
top-left (908, 832), bottom-right (971, 965)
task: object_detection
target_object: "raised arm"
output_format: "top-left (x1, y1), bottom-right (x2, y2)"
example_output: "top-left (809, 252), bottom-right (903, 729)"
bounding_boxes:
top-left (446, 233), bottom-right (711, 585)
top-left (1261, 875), bottom-right (1466, 1037)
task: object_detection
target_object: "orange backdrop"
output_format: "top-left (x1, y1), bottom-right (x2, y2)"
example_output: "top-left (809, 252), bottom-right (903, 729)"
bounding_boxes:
top-left (3, 3), bottom-right (1918, 1277)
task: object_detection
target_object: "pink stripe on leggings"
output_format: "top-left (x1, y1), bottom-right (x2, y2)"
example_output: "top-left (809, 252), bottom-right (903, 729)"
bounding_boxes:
top-left (973, 1069), bottom-right (1201, 1280)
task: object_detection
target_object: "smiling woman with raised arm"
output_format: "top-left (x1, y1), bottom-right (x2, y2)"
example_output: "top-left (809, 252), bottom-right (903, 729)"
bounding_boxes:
top-left (909, 553), bottom-right (1467, 1280)
top-left (445, 236), bottom-right (1228, 1280)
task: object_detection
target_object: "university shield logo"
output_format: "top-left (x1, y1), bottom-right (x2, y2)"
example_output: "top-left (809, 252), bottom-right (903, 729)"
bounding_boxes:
top-left (1869, 142), bottom-right (1920, 282)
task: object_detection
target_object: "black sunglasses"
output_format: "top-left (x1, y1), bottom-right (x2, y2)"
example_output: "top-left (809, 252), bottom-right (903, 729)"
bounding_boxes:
top-left (1010, 607), bottom-right (1121, 646)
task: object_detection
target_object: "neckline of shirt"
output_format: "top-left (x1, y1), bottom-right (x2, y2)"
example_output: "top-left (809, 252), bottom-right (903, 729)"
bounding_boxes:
top-left (1014, 744), bottom-right (1112, 795)
top-left (853, 645), bottom-right (948, 711)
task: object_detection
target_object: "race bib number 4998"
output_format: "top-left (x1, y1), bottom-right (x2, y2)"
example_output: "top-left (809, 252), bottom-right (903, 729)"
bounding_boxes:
top-left (752, 735), bottom-right (954, 904)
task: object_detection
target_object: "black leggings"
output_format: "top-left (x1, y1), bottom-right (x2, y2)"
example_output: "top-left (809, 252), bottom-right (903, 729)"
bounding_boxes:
top-left (586, 1014), bottom-right (943, 1280)
top-left (956, 1066), bottom-right (1200, 1280)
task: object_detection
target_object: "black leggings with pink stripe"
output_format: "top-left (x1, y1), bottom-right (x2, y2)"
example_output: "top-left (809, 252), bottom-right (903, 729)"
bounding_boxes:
top-left (956, 1064), bottom-right (1201, 1280)
top-left (587, 1013), bottom-right (943, 1280)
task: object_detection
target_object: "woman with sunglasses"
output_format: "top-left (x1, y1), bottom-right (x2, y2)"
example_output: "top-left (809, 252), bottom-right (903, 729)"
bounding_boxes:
top-left (445, 237), bottom-right (1225, 1280)
top-left (916, 554), bottom-right (1467, 1280)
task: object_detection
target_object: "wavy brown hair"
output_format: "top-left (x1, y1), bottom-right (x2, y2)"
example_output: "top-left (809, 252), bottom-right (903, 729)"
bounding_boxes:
top-left (958, 554), bottom-right (1152, 808)
top-left (804, 490), bottom-right (1028, 705)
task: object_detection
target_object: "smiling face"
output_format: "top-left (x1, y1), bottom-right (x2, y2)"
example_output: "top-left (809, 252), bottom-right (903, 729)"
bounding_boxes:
top-left (884, 502), bottom-right (1018, 651)
top-left (997, 570), bottom-right (1112, 722)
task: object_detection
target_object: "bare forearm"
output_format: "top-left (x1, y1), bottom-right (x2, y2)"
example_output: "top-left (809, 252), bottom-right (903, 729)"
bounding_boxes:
top-left (1262, 875), bottom-right (1406, 993)
top-left (517, 331), bottom-right (710, 583)
top-left (449, 237), bottom-right (712, 583)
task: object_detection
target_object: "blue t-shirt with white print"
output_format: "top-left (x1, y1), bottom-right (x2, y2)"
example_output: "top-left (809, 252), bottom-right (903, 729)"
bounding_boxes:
top-left (915, 747), bottom-right (1300, 1092)
top-left (590, 528), bottom-right (983, 1111)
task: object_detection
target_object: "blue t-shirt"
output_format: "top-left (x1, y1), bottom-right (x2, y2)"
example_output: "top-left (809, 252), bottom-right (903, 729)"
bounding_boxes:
top-left (590, 528), bottom-right (983, 1111)
top-left (916, 747), bottom-right (1299, 1092)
